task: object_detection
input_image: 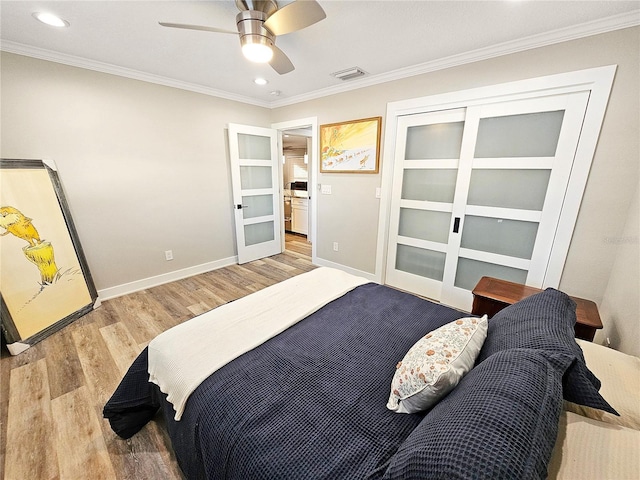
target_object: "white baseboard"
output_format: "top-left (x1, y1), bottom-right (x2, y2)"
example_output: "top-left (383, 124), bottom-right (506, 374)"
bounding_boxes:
top-left (313, 258), bottom-right (378, 283)
top-left (97, 256), bottom-right (238, 301)
top-left (97, 255), bottom-right (374, 302)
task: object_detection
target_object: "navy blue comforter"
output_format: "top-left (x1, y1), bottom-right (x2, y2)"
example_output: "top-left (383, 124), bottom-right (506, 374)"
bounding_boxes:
top-left (106, 283), bottom-right (464, 478)
top-left (105, 283), bottom-right (576, 479)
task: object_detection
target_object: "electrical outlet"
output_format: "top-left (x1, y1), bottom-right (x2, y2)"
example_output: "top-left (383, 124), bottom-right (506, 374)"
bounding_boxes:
top-left (333, 242), bottom-right (339, 252)
top-left (165, 250), bottom-right (173, 261)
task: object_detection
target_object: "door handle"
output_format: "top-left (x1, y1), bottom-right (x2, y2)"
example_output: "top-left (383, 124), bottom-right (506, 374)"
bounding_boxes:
top-left (236, 204), bottom-right (249, 209)
top-left (453, 217), bottom-right (461, 233)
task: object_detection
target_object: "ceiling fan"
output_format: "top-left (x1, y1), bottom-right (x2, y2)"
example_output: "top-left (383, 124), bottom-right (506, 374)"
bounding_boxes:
top-left (159, 0), bottom-right (326, 75)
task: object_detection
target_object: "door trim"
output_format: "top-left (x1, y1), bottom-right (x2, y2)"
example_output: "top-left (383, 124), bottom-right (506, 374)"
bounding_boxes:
top-left (376, 65), bottom-right (617, 290)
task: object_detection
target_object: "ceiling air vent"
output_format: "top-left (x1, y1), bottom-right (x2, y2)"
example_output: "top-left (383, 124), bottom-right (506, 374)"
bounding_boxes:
top-left (331, 67), bottom-right (366, 81)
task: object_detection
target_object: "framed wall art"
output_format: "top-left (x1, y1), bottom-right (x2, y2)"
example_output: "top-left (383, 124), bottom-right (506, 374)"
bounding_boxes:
top-left (0, 159), bottom-right (98, 355)
top-left (320, 116), bottom-right (382, 173)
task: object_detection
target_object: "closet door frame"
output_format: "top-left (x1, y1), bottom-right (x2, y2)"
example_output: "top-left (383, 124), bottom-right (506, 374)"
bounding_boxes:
top-left (375, 66), bottom-right (617, 291)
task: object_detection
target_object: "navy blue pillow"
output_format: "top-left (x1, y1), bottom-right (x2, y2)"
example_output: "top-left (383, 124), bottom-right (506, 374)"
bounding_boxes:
top-left (384, 349), bottom-right (571, 480)
top-left (476, 288), bottom-right (617, 415)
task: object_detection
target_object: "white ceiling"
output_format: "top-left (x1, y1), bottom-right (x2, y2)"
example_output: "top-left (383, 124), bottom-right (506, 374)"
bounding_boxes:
top-left (1, 1), bottom-right (639, 107)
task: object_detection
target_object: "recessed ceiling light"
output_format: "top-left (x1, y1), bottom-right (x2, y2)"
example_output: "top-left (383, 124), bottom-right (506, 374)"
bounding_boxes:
top-left (254, 78), bottom-right (268, 86)
top-left (33, 12), bottom-right (69, 27)
top-left (270, 90), bottom-right (281, 96)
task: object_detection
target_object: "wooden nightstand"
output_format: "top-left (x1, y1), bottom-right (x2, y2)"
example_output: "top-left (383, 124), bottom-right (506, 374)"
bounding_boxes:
top-left (471, 276), bottom-right (603, 341)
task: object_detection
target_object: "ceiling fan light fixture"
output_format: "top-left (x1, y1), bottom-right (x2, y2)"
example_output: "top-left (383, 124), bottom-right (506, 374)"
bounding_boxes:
top-left (237, 10), bottom-right (274, 64)
top-left (160, 0), bottom-right (326, 75)
top-left (242, 37), bottom-right (274, 63)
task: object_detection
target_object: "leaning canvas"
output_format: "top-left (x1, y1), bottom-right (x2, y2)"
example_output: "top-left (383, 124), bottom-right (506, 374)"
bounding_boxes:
top-left (0, 158), bottom-right (98, 354)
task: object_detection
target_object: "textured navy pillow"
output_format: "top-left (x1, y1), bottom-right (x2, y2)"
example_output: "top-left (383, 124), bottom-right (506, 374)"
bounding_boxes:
top-left (476, 288), bottom-right (618, 415)
top-left (383, 348), bottom-right (571, 480)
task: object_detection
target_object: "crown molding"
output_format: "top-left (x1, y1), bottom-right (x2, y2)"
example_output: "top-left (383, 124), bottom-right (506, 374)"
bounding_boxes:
top-left (270, 10), bottom-right (640, 108)
top-left (0, 40), bottom-right (271, 108)
top-left (2, 10), bottom-right (638, 109)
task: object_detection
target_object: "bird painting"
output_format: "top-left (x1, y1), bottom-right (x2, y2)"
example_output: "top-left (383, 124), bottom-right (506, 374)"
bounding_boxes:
top-left (0, 205), bottom-right (59, 284)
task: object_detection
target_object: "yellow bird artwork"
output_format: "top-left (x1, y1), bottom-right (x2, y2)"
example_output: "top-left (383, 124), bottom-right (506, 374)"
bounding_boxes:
top-left (0, 206), bottom-right (43, 246)
top-left (0, 205), bottom-right (59, 284)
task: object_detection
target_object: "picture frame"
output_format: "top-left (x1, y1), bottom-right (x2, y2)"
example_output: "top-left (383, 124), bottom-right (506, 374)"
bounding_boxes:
top-left (320, 116), bottom-right (382, 173)
top-left (0, 158), bottom-right (98, 355)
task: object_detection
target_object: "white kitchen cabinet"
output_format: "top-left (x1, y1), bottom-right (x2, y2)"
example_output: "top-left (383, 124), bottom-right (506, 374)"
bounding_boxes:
top-left (291, 197), bottom-right (308, 235)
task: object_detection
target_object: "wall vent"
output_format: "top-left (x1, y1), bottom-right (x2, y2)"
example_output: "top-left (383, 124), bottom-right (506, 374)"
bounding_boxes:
top-left (331, 67), bottom-right (366, 81)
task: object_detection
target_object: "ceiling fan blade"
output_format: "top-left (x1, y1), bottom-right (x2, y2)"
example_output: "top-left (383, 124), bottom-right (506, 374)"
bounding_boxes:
top-left (263, 0), bottom-right (326, 36)
top-left (269, 45), bottom-right (295, 75)
top-left (158, 22), bottom-right (237, 35)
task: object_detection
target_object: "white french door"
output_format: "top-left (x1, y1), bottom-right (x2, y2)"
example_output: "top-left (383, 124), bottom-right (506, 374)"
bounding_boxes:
top-left (385, 91), bottom-right (590, 311)
top-left (228, 123), bottom-right (282, 264)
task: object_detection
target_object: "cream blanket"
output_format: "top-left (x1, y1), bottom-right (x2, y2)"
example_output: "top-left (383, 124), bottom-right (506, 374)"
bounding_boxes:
top-left (148, 267), bottom-right (369, 420)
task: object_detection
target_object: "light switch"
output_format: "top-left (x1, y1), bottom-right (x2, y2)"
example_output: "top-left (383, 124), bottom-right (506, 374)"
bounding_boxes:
top-left (375, 187), bottom-right (381, 199)
top-left (321, 184), bottom-right (332, 195)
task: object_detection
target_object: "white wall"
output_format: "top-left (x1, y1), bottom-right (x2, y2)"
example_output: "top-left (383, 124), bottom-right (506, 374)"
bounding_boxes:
top-left (1, 53), bottom-right (271, 294)
top-left (2, 27), bottom-right (638, 354)
top-left (598, 186), bottom-right (639, 356)
top-left (272, 27), bottom-right (639, 354)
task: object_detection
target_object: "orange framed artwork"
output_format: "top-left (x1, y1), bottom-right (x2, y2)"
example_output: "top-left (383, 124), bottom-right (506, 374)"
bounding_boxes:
top-left (320, 117), bottom-right (382, 173)
top-left (0, 159), bottom-right (98, 354)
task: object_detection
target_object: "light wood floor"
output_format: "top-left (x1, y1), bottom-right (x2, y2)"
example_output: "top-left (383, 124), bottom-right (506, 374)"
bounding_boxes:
top-left (284, 232), bottom-right (311, 257)
top-left (1, 241), bottom-right (313, 480)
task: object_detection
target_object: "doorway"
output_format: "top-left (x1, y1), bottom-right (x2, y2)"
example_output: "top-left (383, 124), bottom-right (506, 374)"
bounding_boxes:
top-left (283, 131), bottom-right (310, 223)
top-left (282, 130), bottom-right (311, 256)
top-left (272, 117), bottom-right (318, 263)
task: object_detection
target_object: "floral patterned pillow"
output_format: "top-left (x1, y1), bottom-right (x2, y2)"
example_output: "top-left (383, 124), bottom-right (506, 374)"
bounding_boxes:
top-left (387, 315), bottom-right (488, 414)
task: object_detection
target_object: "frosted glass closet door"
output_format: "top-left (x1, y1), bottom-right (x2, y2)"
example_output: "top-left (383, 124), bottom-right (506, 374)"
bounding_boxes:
top-left (228, 124), bottom-right (282, 264)
top-left (385, 109), bottom-right (467, 300)
top-left (440, 92), bottom-right (590, 310)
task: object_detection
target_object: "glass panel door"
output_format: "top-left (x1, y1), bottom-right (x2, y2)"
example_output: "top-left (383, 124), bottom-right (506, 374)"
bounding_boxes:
top-left (440, 92), bottom-right (591, 310)
top-left (228, 124), bottom-right (281, 264)
top-left (385, 109), bottom-right (467, 300)
top-left (385, 92), bottom-right (590, 310)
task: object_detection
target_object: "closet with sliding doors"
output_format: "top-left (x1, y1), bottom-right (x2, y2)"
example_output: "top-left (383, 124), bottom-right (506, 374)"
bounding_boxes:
top-left (381, 66), bottom-right (616, 312)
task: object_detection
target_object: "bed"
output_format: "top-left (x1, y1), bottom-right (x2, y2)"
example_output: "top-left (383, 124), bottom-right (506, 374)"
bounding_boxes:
top-left (104, 267), bottom-right (640, 479)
